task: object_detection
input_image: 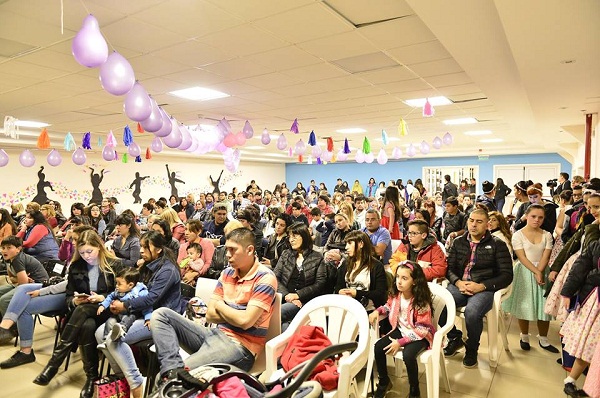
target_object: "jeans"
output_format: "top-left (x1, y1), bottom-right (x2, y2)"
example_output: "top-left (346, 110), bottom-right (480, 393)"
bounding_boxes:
top-left (0, 284), bottom-right (16, 316)
top-left (444, 284), bottom-right (494, 353)
top-left (95, 318), bottom-right (151, 389)
top-left (374, 329), bottom-right (428, 389)
top-left (2, 283), bottom-right (66, 347)
top-left (496, 198), bottom-right (506, 214)
top-left (151, 307), bottom-right (255, 376)
top-left (280, 302), bottom-right (301, 332)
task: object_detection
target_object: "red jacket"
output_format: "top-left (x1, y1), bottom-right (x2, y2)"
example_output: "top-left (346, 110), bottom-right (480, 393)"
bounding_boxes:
top-left (391, 234), bottom-right (447, 281)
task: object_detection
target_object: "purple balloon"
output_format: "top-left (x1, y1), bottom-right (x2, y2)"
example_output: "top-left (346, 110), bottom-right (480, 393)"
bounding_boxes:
top-left (261, 129), bottom-right (271, 145)
top-left (99, 51), bottom-right (135, 95)
top-left (177, 125), bottom-right (193, 150)
top-left (376, 149), bottom-right (388, 165)
top-left (322, 150), bottom-right (333, 162)
top-left (406, 144), bottom-right (416, 157)
top-left (337, 149), bottom-right (348, 162)
top-left (294, 139), bottom-right (306, 155)
top-left (72, 15), bottom-right (108, 68)
top-left (276, 134), bottom-right (287, 151)
top-left (102, 145), bottom-right (115, 161)
top-left (364, 152), bottom-right (374, 163)
top-left (19, 149), bottom-right (35, 167)
top-left (432, 136), bottom-right (443, 149)
top-left (242, 120), bottom-right (254, 139)
top-left (151, 137), bottom-right (163, 153)
top-left (311, 145), bottom-right (322, 158)
top-left (0, 149), bottom-right (9, 167)
top-left (154, 108), bottom-right (172, 137)
top-left (140, 97), bottom-right (163, 133)
top-left (72, 147), bottom-right (87, 165)
top-left (186, 136), bottom-right (199, 152)
top-left (355, 150), bottom-right (365, 164)
top-left (124, 82), bottom-right (152, 122)
top-left (391, 147), bottom-right (402, 159)
top-left (128, 142), bottom-right (141, 157)
top-left (420, 140), bottom-right (430, 154)
top-left (47, 149), bottom-right (62, 166)
top-left (443, 132), bottom-right (453, 145)
top-left (163, 122), bottom-right (183, 148)
top-left (216, 142), bottom-right (228, 153)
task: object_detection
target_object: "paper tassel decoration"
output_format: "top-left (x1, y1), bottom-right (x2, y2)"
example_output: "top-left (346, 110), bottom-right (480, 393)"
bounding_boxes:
top-left (114, 151), bottom-right (118, 160)
top-left (423, 99), bottom-right (434, 117)
top-left (398, 119), bottom-right (408, 136)
top-left (381, 129), bottom-right (388, 146)
top-left (288, 147), bottom-right (292, 157)
top-left (290, 118), bottom-right (299, 134)
top-left (135, 155), bottom-right (142, 162)
top-left (308, 130), bottom-right (316, 146)
top-left (298, 155), bottom-right (303, 163)
top-left (82, 132), bottom-right (91, 149)
top-left (37, 128), bottom-right (50, 149)
top-left (64, 133), bottom-right (76, 151)
top-left (107, 130), bottom-right (117, 147)
top-left (145, 147), bottom-right (151, 159)
top-left (316, 157), bottom-right (322, 165)
top-left (362, 137), bottom-right (371, 154)
top-left (326, 137), bottom-right (334, 152)
top-left (122, 153), bottom-right (128, 163)
top-left (98, 137), bottom-right (103, 147)
top-left (123, 125), bottom-right (133, 146)
top-left (137, 122), bottom-right (144, 133)
top-left (343, 138), bottom-right (350, 154)
top-left (3, 116), bottom-right (19, 139)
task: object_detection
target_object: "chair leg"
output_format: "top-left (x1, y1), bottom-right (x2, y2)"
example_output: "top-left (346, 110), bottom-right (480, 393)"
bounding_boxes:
top-left (144, 350), bottom-right (158, 398)
top-left (440, 354), bottom-right (451, 393)
top-left (499, 310), bottom-right (510, 351)
top-left (487, 312), bottom-right (498, 367)
top-left (361, 346), bottom-right (375, 398)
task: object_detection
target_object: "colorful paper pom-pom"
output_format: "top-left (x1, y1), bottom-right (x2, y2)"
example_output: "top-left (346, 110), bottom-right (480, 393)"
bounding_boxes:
top-left (135, 155), bottom-right (142, 162)
top-left (64, 133), bottom-right (76, 151)
top-left (290, 118), bottom-right (299, 134)
top-left (82, 132), bottom-right (92, 150)
top-left (308, 131), bottom-right (316, 146)
top-left (145, 147), bottom-right (152, 159)
top-left (37, 128), bottom-right (51, 149)
top-left (343, 138), bottom-right (350, 154)
top-left (137, 122), bottom-right (144, 133)
top-left (122, 153), bottom-right (128, 163)
top-left (123, 125), bottom-right (133, 146)
top-left (362, 137), bottom-right (371, 154)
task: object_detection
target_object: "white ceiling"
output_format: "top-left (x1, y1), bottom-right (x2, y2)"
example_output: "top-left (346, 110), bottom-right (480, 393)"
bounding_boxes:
top-left (0, 0), bottom-right (598, 164)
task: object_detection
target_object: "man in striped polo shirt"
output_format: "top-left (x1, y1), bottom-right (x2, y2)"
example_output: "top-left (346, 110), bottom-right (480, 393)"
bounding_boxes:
top-left (151, 228), bottom-right (277, 382)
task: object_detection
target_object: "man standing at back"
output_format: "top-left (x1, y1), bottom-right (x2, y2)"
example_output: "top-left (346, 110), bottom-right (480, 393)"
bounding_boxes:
top-left (443, 209), bottom-right (513, 368)
top-left (442, 175), bottom-right (458, 202)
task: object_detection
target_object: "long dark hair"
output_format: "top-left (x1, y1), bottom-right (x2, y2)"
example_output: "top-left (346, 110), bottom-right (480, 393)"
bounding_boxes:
top-left (139, 231), bottom-right (177, 283)
top-left (28, 210), bottom-right (56, 239)
top-left (383, 186), bottom-right (401, 220)
top-left (0, 208), bottom-right (17, 235)
top-left (343, 230), bottom-right (375, 281)
top-left (392, 260), bottom-right (432, 311)
top-left (152, 219), bottom-right (174, 242)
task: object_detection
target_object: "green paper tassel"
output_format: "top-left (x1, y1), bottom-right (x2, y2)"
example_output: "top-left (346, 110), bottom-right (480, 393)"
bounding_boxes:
top-left (362, 137), bottom-right (371, 154)
top-left (122, 153), bottom-right (128, 163)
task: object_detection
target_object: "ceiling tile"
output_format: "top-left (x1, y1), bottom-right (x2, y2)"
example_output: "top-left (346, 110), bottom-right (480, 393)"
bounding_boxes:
top-left (207, 0), bottom-right (315, 22)
top-left (201, 59), bottom-right (275, 80)
top-left (244, 46), bottom-right (322, 72)
top-left (359, 15), bottom-right (435, 50)
top-left (387, 40), bottom-right (451, 65)
top-left (407, 58), bottom-right (463, 78)
top-left (355, 65), bottom-right (416, 85)
top-left (281, 62), bottom-right (349, 83)
top-left (240, 72), bottom-right (304, 90)
top-left (298, 31), bottom-right (379, 61)
top-left (164, 68), bottom-right (229, 86)
top-left (0, 60), bottom-right (68, 80)
top-left (324, 0), bottom-right (414, 25)
top-left (196, 24), bottom-right (286, 58)
top-left (139, 77), bottom-right (188, 94)
top-left (0, 11), bottom-right (76, 47)
top-left (128, 54), bottom-right (190, 78)
top-left (425, 72), bottom-right (472, 87)
top-left (150, 40), bottom-right (233, 68)
top-left (382, 78), bottom-right (431, 94)
top-left (100, 17), bottom-right (188, 54)
top-left (18, 49), bottom-right (85, 74)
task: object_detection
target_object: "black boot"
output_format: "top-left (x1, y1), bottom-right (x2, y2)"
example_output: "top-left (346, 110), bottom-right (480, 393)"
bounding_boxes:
top-left (33, 322), bottom-right (78, 386)
top-left (79, 343), bottom-right (100, 398)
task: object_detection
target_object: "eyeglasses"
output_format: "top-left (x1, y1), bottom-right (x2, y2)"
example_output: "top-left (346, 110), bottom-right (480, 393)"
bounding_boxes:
top-left (407, 231), bottom-right (423, 237)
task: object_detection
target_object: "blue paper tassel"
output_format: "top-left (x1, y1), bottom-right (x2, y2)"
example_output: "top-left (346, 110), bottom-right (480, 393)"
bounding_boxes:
top-left (135, 155), bottom-right (142, 163)
top-left (98, 137), bottom-right (103, 147)
top-left (82, 132), bottom-right (91, 149)
top-left (308, 130), bottom-right (316, 146)
top-left (64, 133), bottom-right (76, 151)
top-left (381, 129), bottom-right (388, 146)
top-left (123, 125), bottom-right (133, 147)
top-left (343, 138), bottom-right (350, 154)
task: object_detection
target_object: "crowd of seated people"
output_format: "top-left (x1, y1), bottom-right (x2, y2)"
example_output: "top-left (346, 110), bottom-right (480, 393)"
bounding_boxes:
top-left (0, 175), bottom-right (598, 398)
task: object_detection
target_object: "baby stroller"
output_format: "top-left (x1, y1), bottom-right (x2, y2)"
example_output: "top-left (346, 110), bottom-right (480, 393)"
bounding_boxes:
top-left (151, 342), bottom-right (357, 398)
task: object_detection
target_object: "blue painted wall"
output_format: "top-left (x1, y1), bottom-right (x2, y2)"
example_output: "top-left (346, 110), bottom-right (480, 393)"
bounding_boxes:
top-left (285, 153), bottom-right (571, 192)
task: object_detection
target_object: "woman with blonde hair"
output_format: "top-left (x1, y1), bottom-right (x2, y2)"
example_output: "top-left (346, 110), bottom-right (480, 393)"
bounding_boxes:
top-left (161, 207), bottom-right (186, 243)
top-left (332, 192), bottom-right (344, 212)
top-left (40, 203), bottom-right (58, 230)
top-left (34, 229), bottom-right (120, 398)
top-left (338, 201), bottom-right (359, 230)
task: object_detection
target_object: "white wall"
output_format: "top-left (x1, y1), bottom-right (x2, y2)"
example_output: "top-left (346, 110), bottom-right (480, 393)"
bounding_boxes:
top-left (0, 148), bottom-right (285, 212)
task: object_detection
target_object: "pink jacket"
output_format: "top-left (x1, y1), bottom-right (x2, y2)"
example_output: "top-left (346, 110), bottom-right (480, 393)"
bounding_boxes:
top-left (377, 294), bottom-right (436, 348)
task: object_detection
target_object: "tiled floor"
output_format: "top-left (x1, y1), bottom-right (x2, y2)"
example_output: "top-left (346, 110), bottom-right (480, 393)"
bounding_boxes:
top-left (0, 313), bottom-right (587, 397)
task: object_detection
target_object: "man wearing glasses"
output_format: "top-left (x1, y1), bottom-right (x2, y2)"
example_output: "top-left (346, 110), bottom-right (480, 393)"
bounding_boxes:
top-left (361, 209), bottom-right (391, 265)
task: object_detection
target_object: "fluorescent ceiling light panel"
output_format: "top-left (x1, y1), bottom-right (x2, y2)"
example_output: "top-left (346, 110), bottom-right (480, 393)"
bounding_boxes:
top-left (169, 87), bottom-right (229, 101)
top-left (403, 96), bottom-right (452, 107)
top-left (443, 117), bottom-right (478, 125)
top-left (14, 120), bottom-right (50, 128)
top-left (464, 130), bottom-right (492, 136)
top-left (480, 138), bottom-right (503, 143)
top-left (336, 128), bottom-right (366, 134)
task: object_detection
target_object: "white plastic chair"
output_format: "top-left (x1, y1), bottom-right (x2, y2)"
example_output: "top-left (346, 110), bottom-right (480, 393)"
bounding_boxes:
top-left (265, 294), bottom-right (370, 398)
top-left (362, 282), bottom-right (455, 398)
top-left (457, 284), bottom-right (512, 367)
top-left (194, 277), bottom-right (219, 303)
top-left (391, 239), bottom-right (402, 252)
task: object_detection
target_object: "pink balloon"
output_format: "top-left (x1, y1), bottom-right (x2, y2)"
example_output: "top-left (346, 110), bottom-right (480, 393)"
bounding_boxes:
top-left (365, 152), bottom-right (374, 164)
top-left (376, 149), bottom-right (388, 165)
top-left (235, 131), bottom-right (246, 146)
top-left (294, 140), bottom-right (306, 155)
top-left (0, 149), bottom-right (9, 167)
top-left (276, 134), bottom-right (287, 150)
top-left (432, 136), bottom-right (443, 149)
top-left (186, 136), bottom-right (199, 152)
top-left (72, 147), bottom-right (87, 165)
top-left (151, 137), bottom-right (163, 153)
top-left (223, 133), bottom-right (236, 148)
top-left (99, 51), bottom-right (135, 95)
top-left (216, 142), bottom-right (228, 153)
top-left (391, 147), bottom-right (402, 159)
top-left (177, 125), bottom-right (193, 150)
top-left (420, 140), bottom-right (430, 154)
top-left (19, 149), bottom-right (35, 167)
top-left (337, 149), bottom-right (348, 162)
top-left (261, 129), bottom-right (271, 145)
top-left (102, 145), bottom-right (115, 161)
top-left (163, 122), bottom-right (183, 148)
top-left (140, 97), bottom-right (163, 133)
top-left (72, 15), bottom-right (108, 68)
top-left (406, 144), bottom-right (416, 157)
top-left (154, 108), bottom-right (172, 137)
top-left (128, 142), bottom-right (141, 157)
top-left (124, 82), bottom-right (152, 122)
top-left (47, 149), bottom-right (62, 166)
top-left (355, 150), bottom-right (365, 164)
top-left (311, 145), bottom-right (322, 158)
top-left (443, 132), bottom-right (453, 145)
top-left (322, 150), bottom-right (333, 162)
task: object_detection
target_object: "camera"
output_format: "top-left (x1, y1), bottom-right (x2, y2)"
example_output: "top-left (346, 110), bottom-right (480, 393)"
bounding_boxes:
top-left (546, 178), bottom-right (558, 188)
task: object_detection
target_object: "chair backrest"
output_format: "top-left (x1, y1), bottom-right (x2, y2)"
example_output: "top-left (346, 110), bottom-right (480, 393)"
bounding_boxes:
top-left (428, 282), bottom-right (456, 334)
top-left (250, 293), bottom-right (282, 374)
top-left (391, 239), bottom-right (402, 252)
top-left (195, 277), bottom-right (219, 303)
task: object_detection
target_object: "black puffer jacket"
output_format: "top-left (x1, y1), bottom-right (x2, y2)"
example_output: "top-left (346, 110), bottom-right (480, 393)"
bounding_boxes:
top-left (561, 240), bottom-right (600, 303)
top-left (273, 249), bottom-right (326, 303)
top-left (446, 231), bottom-right (513, 292)
top-left (66, 258), bottom-right (122, 310)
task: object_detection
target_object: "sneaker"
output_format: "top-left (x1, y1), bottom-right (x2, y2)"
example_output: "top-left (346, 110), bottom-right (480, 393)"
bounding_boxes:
top-left (564, 382), bottom-right (589, 397)
top-left (374, 378), bottom-right (393, 398)
top-left (443, 337), bottom-right (464, 357)
top-left (539, 341), bottom-right (559, 353)
top-left (520, 339), bottom-right (531, 351)
top-left (0, 350), bottom-right (36, 369)
top-left (462, 351), bottom-right (478, 368)
top-left (0, 327), bottom-right (17, 345)
top-left (408, 385), bottom-right (421, 398)
top-left (110, 323), bottom-right (126, 341)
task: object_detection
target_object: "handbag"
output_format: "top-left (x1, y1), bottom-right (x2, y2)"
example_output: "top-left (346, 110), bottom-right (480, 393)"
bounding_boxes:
top-left (93, 375), bottom-right (130, 398)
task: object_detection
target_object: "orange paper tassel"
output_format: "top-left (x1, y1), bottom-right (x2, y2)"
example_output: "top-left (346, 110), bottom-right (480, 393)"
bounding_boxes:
top-left (37, 128), bottom-right (51, 149)
top-left (145, 147), bottom-right (152, 159)
top-left (137, 122), bottom-right (144, 133)
top-left (326, 137), bottom-right (334, 152)
top-left (298, 154), bottom-right (303, 163)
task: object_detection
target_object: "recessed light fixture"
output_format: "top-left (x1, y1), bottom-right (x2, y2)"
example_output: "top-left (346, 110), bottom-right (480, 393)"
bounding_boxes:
top-left (14, 120), bottom-right (50, 128)
top-left (443, 117), bottom-right (478, 125)
top-left (464, 130), bottom-right (492, 136)
top-left (168, 87), bottom-right (229, 101)
top-left (336, 128), bottom-right (366, 134)
top-left (480, 138), bottom-right (503, 143)
top-left (403, 96), bottom-right (452, 107)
